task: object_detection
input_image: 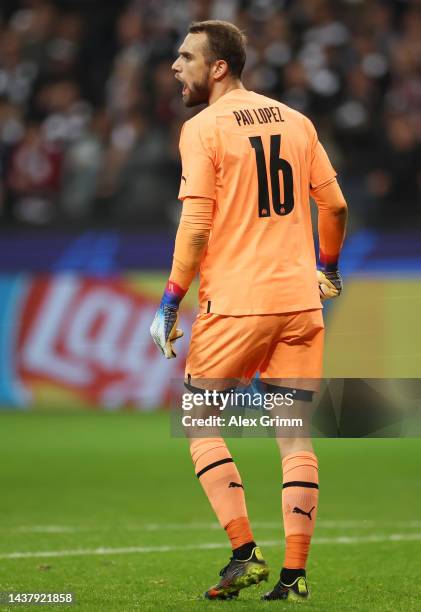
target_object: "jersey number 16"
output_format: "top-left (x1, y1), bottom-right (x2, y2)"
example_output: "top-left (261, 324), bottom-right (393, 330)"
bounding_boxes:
top-left (249, 134), bottom-right (294, 218)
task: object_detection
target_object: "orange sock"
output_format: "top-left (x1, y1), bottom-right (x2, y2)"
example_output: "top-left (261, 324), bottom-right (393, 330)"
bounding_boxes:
top-left (281, 451), bottom-right (319, 569)
top-left (225, 517), bottom-right (254, 549)
top-left (190, 438), bottom-right (254, 549)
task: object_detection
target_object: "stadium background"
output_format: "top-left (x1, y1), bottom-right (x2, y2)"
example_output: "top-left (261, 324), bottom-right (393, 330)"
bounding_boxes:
top-left (0, 1), bottom-right (420, 611)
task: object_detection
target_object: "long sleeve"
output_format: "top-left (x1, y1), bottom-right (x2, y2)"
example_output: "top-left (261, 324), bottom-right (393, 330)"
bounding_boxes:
top-left (312, 179), bottom-right (348, 270)
top-left (169, 197), bottom-right (214, 291)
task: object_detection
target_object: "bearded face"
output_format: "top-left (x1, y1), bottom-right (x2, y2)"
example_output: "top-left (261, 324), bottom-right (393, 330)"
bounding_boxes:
top-left (172, 32), bottom-right (214, 107)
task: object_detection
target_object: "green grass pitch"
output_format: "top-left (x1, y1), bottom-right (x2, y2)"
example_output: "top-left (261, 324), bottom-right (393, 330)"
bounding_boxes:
top-left (0, 411), bottom-right (420, 611)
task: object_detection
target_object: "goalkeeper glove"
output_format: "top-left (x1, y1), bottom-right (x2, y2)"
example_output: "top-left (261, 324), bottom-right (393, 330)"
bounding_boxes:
top-left (317, 269), bottom-right (343, 301)
top-left (150, 281), bottom-right (185, 359)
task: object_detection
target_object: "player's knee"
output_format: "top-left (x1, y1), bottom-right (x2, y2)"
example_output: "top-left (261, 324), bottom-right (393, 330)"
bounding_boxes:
top-left (276, 437), bottom-right (314, 459)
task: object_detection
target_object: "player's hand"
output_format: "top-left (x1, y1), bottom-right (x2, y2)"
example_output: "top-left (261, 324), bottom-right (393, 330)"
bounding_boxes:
top-left (150, 304), bottom-right (184, 359)
top-left (317, 269), bottom-right (343, 301)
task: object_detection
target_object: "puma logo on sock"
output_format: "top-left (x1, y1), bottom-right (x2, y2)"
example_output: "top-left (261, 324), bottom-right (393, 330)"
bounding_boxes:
top-left (292, 506), bottom-right (315, 520)
top-left (228, 482), bottom-right (244, 489)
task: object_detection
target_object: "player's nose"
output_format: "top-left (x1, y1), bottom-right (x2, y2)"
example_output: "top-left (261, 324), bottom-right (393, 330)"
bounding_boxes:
top-left (171, 57), bottom-right (181, 72)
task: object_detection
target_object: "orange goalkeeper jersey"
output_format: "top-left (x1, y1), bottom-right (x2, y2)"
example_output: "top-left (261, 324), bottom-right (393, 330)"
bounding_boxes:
top-left (178, 88), bottom-right (337, 315)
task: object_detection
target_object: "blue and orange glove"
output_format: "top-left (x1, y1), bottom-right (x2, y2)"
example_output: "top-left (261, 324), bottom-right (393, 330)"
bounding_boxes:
top-left (150, 281), bottom-right (185, 358)
top-left (317, 251), bottom-right (343, 301)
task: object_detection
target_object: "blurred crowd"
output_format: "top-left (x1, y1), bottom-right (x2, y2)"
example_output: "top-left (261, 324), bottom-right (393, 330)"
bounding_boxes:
top-left (0, 0), bottom-right (420, 229)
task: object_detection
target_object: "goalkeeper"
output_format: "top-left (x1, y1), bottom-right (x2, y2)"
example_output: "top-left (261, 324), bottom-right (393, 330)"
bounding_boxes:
top-left (150, 19), bottom-right (347, 603)
top-left (150, 179), bottom-right (346, 359)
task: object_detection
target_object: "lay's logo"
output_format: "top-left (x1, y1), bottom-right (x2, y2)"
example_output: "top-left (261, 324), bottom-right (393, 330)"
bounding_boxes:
top-left (14, 276), bottom-right (192, 408)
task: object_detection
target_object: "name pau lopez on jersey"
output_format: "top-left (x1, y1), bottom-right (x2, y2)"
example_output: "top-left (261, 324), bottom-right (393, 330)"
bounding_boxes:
top-left (232, 105), bottom-right (285, 127)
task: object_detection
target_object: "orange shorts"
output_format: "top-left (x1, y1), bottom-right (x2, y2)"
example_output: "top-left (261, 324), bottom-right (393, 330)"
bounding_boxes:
top-left (185, 309), bottom-right (324, 385)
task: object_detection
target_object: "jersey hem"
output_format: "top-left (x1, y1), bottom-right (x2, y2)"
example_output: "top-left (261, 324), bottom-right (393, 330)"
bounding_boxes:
top-left (198, 303), bottom-right (323, 315)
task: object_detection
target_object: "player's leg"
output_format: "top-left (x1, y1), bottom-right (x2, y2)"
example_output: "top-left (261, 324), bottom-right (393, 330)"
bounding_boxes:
top-left (189, 436), bottom-right (254, 552)
top-left (271, 436), bottom-right (319, 601)
top-left (185, 313), bottom-right (271, 598)
top-left (189, 435), bottom-right (268, 599)
top-left (259, 309), bottom-right (324, 601)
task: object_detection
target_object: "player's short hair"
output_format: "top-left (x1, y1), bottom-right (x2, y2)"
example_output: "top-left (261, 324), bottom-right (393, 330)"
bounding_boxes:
top-left (188, 20), bottom-right (247, 78)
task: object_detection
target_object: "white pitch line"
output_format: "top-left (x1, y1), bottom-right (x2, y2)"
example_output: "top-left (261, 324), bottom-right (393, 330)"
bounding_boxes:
top-left (1, 533), bottom-right (421, 560)
top-left (12, 525), bottom-right (79, 534)
top-left (4, 520), bottom-right (421, 534)
top-left (143, 520), bottom-right (421, 531)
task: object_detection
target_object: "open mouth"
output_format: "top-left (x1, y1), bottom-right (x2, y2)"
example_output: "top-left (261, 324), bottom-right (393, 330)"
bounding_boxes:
top-left (175, 74), bottom-right (189, 97)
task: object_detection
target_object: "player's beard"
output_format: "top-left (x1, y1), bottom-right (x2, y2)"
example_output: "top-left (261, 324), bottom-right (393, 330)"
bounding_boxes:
top-left (183, 69), bottom-right (211, 107)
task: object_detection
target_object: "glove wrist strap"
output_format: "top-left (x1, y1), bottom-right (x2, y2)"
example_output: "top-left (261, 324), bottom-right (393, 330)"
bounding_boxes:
top-left (319, 249), bottom-right (339, 272)
top-left (160, 280), bottom-right (186, 308)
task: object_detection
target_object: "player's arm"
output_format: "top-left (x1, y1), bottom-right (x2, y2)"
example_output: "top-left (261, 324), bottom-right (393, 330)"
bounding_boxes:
top-left (150, 118), bottom-right (216, 358)
top-left (170, 197), bottom-right (214, 291)
top-left (307, 118), bottom-right (348, 300)
top-left (150, 196), bottom-right (214, 359)
top-left (313, 179), bottom-right (348, 300)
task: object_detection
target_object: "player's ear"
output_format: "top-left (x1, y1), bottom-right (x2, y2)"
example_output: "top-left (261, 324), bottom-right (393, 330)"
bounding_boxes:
top-left (212, 59), bottom-right (229, 81)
